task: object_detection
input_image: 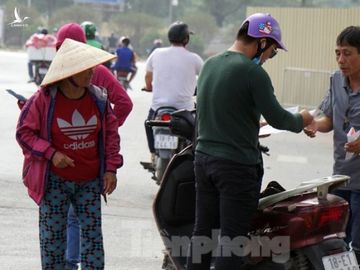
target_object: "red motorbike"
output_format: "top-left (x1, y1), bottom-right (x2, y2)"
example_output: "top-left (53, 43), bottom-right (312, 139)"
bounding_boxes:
top-left (153, 109), bottom-right (359, 270)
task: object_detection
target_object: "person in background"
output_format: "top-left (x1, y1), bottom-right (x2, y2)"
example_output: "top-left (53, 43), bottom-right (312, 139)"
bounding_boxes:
top-left (304, 25), bottom-right (360, 263)
top-left (55, 22), bottom-right (133, 270)
top-left (81, 21), bottom-right (103, 49)
top-left (148, 38), bottom-right (163, 55)
top-left (108, 33), bottom-right (118, 54)
top-left (111, 36), bottom-right (138, 84)
top-left (186, 13), bottom-right (313, 269)
top-left (142, 21), bottom-right (203, 165)
top-left (16, 38), bottom-right (122, 269)
top-left (80, 21), bottom-right (114, 70)
top-left (25, 27), bottom-right (50, 83)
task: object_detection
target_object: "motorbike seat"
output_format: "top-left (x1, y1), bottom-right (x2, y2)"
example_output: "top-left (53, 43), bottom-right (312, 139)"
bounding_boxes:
top-left (155, 147), bottom-right (196, 227)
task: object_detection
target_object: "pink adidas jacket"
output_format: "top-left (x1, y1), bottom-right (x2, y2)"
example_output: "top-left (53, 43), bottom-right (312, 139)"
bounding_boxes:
top-left (16, 85), bottom-right (122, 205)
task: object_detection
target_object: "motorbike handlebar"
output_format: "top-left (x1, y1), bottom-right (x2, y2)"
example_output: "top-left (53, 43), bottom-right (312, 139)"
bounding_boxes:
top-left (145, 120), bottom-right (171, 127)
top-left (259, 145), bottom-right (270, 156)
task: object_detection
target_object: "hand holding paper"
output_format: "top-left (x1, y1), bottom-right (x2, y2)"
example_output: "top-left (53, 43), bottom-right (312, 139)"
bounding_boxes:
top-left (345, 127), bottom-right (360, 160)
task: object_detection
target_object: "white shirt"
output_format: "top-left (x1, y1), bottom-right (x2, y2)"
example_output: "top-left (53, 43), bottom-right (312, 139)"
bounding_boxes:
top-left (146, 46), bottom-right (203, 110)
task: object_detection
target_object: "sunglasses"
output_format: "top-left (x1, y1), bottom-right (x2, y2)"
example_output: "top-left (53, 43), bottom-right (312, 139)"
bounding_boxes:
top-left (269, 47), bottom-right (278, 59)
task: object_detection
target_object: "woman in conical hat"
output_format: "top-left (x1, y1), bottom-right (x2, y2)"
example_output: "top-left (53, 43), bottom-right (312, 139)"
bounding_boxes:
top-left (16, 38), bottom-right (122, 269)
top-left (55, 22), bottom-right (133, 270)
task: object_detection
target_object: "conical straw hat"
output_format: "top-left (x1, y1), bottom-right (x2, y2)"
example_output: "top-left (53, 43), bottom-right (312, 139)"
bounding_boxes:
top-left (41, 38), bottom-right (116, 86)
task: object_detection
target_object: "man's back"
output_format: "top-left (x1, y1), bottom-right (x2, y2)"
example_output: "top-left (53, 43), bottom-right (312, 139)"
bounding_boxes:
top-left (146, 46), bottom-right (203, 110)
top-left (113, 47), bottom-right (134, 70)
top-left (87, 39), bottom-right (103, 49)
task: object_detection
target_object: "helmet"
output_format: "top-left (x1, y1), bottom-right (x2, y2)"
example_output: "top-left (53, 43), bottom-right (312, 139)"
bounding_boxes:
top-left (81, 21), bottom-right (97, 38)
top-left (241, 13), bottom-right (286, 51)
top-left (168, 21), bottom-right (192, 44)
top-left (37, 26), bottom-right (48, 35)
top-left (41, 28), bottom-right (48, 35)
top-left (153, 38), bottom-right (162, 45)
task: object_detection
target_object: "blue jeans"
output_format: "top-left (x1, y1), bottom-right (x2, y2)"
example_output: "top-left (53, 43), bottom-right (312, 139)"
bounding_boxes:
top-left (332, 189), bottom-right (360, 263)
top-left (66, 205), bottom-right (80, 270)
top-left (28, 61), bottom-right (34, 79)
top-left (186, 151), bottom-right (263, 270)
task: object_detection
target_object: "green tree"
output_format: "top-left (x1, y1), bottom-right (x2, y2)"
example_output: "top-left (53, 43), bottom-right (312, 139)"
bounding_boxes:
top-left (201, 0), bottom-right (251, 27)
top-left (49, 5), bottom-right (102, 30)
top-left (109, 12), bottom-right (164, 57)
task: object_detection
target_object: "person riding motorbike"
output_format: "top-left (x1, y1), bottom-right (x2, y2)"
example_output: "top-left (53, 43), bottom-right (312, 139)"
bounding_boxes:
top-left (25, 27), bottom-right (56, 84)
top-left (148, 38), bottom-right (163, 55)
top-left (111, 36), bottom-right (138, 84)
top-left (141, 21), bottom-right (203, 166)
top-left (81, 21), bottom-right (114, 70)
top-left (80, 21), bottom-right (103, 49)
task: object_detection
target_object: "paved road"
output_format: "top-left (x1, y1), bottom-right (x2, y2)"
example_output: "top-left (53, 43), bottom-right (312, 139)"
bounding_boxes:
top-left (0, 49), bottom-right (334, 269)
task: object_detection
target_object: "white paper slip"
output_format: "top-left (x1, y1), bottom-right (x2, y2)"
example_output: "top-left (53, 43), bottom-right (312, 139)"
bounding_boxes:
top-left (259, 106), bottom-right (299, 136)
top-left (345, 127), bottom-right (360, 160)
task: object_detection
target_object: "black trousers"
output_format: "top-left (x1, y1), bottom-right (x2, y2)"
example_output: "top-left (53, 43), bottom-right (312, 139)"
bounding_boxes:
top-left (186, 151), bottom-right (263, 270)
top-left (145, 108), bottom-right (155, 153)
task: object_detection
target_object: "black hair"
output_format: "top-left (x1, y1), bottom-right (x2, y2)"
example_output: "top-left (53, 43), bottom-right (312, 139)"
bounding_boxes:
top-left (122, 38), bottom-right (130, 46)
top-left (337, 26), bottom-right (360, 53)
top-left (168, 22), bottom-right (190, 45)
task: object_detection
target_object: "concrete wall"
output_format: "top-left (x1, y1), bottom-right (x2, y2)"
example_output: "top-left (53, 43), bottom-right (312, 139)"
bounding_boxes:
top-left (247, 6), bottom-right (360, 108)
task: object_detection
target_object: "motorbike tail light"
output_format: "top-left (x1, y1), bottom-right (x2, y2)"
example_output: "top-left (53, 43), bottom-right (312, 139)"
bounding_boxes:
top-left (161, 113), bottom-right (172, 121)
top-left (299, 204), bottom-right (348, 229)
top-left (318, 206), bottom-right (344, 227)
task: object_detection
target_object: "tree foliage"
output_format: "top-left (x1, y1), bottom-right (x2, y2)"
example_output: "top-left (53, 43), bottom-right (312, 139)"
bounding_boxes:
top-left (48, 5), bottom-right (102, 30)
top-left (3, 0), bottom-right (360, 50)
top-left (108, 11), bottom-right (164, 55)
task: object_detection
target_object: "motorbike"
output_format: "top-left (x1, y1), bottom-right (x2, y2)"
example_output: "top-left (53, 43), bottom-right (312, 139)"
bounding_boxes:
top-left (25, 33), bottom-right (56, 86)
top-left (153, 109), bottom-right (359, 270)
top-left (115, 70), bottom-right (132, 91)
top-left (31, 60), bottom-right (51, 86)
top-left (140, 108), bottom-right (195, 185)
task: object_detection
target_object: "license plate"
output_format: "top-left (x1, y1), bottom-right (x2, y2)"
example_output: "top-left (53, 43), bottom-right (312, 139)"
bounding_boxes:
top-left (154, 134), bottom-right (178, 149)
top-left (39, 67), bottom-right (48, 74)
top-left (322, 251), bottom-right (358, 270)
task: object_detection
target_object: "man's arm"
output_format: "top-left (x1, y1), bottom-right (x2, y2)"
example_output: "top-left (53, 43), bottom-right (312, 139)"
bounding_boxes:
top-left (92, 65), bottom-right (133, 127)
top-left (145, 71), bottom-right (153, 91)
top-left (315, 115), bottom-right (333, 132)
top-left (304, 115), bottom-right (333, 138)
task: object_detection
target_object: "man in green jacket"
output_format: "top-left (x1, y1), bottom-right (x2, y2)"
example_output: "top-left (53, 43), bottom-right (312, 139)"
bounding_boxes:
top-left (187, 13), bottom-right (313, 269)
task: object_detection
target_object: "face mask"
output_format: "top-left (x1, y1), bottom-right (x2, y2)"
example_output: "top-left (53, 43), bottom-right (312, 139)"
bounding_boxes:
top-left (252, 56), bottom-right (262, 65)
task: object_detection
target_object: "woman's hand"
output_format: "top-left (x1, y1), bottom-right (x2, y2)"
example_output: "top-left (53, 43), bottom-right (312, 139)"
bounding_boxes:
top-left (52, 151), bottom-right (75, 168)
top-left (103, 172), bottom-right (117, 195)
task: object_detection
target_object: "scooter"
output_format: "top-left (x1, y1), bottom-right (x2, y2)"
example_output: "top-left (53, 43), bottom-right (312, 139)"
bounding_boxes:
top-left (153, 110), bottom-right (359, 270)
top-left (140, 108), bottom-right (195, 185)
top-left (31, 60), bottom-right (51, 86)
top-left (115, 70), bottom-right (132, 91)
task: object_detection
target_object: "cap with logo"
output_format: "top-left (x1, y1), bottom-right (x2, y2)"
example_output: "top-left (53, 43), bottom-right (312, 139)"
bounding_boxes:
top-left (242, 13), bottom-right (287, 51)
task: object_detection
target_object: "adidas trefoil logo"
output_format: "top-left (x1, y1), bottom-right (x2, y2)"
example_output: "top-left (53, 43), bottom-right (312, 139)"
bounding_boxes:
top-left (57, 110), bottom-right (97, 140)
